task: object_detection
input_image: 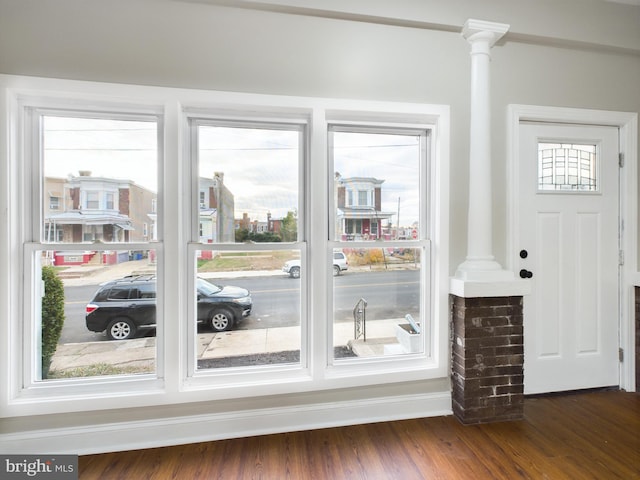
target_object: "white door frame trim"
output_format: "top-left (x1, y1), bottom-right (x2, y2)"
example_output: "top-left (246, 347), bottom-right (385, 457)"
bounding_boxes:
top-left (507, 104), bottom-right (638, 392)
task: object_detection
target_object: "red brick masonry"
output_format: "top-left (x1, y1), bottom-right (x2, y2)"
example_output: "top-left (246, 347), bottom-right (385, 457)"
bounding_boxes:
top-left (450, 295), bottom-right (524, 424)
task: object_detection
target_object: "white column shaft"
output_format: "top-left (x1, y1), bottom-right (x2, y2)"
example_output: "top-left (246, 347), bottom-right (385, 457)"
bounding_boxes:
top-left (467, 40), bottom-right (493, 261)
top-left (456, 20), bottom-right (513, 282)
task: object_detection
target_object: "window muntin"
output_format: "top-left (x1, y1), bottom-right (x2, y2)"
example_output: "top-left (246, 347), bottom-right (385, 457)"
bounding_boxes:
top-left (329, 127), bottom-right (428, 361)
top-left (30, 112), bottom-right (160, 382)
top-left (191, 122), bottom-right (304, 372)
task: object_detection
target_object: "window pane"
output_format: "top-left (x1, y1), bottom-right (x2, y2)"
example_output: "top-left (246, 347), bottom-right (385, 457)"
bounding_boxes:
top-left (43, 116), bottom-right (158, 243)
top-left (195, 249), bottom-right (302, 370)
top-left (197, 125), bottom-right (300, 244)
top-left (537, 143), bottom-right (597, 192)
top-left (333, 248), bottom-right (423, 358)
top-left (39, 249), bottom-right (157, 380)
top-left (332, 130), bottom-right (421, 241)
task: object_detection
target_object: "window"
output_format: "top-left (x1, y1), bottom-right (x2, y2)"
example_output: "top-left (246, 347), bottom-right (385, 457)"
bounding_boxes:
top-left (85, 191), bottom-right (100, 209)
top-left (329, 126), bottom-right (429, 361)
top-left (538, 142), bottom-right (598, 192)
top-left (4, 78), bottom-right (448, 416)
top-left (358, 190), bottom-right (368, 206)
top-left (108, 286), bottom-right (134, 300)
top-left (22, 107), bottom-right (160, 385)
top-left (105, 192), bottom-right (115, 210)
top-left (49, 196), bottom-right (59, 210)
top-left (188, 120), bottom-right (303, 373)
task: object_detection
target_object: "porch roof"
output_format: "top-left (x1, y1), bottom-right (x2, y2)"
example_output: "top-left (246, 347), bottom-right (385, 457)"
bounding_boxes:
top-left (45, 210), bottom-right (133, 228)
top-left (337, 208), bottom-right (394, 220)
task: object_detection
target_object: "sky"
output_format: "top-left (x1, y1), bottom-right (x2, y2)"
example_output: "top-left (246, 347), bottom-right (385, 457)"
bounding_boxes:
top-left (43, 116), bottom-right (422, 227)
top-left (332, 131), bottom-right (421, 228)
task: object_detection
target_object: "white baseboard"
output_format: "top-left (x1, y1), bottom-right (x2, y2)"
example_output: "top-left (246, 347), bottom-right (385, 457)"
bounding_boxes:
top-left (0, 392), bottom-right (452, 455)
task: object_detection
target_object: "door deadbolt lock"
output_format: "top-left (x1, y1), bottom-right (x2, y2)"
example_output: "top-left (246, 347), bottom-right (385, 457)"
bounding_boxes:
top-left (519, 250), bottom-right (528, 259)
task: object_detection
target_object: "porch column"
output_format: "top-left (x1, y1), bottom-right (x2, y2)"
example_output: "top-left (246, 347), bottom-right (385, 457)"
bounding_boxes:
top-left (455, 19), bottom-right (512, 282)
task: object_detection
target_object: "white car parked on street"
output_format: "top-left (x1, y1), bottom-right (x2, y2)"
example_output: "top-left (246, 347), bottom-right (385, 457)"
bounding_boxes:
top-left (283, 251), bottom-right (348, 278)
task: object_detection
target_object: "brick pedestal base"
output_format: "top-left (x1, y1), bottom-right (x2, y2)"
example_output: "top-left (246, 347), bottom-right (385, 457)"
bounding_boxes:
top-left (450, 295), bottom-right (524, 424)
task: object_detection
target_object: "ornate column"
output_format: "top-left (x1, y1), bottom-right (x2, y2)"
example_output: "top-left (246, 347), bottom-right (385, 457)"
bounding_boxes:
top-left (455, 19), bottom-right (512, 282)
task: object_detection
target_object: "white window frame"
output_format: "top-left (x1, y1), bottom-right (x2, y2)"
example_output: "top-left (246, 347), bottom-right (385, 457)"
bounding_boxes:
top-left (84, 190), bottom-right (100, 210)
top-left (105, 192), bottom-right (115, 210)
top-left (326, 122), bottom-right (435, 379)
top-left (358, 189), bottom-right (368, 207)
top-left (0, 75), bottom-right (449, 417)
top-left (183, 114), bottom-right (309, 389)
top-left (3, 86), bottom-right (165, 415)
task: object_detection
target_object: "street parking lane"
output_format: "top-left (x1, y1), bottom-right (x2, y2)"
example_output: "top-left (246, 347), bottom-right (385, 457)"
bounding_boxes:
top-left (60, 270), bottom-right (420, 343)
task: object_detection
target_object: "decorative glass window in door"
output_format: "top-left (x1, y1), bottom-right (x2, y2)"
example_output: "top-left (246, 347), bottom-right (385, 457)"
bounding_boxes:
top-left (538, 143), bottom-right (598, 192)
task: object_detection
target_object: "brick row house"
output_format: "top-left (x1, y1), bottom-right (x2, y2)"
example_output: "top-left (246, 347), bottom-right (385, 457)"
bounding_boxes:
top-left (44, 171), bottom-right (156, 264)
top-left (235, 212), bottom-right (282, 235)
top-left (335, 174), bottom-right (395, 241)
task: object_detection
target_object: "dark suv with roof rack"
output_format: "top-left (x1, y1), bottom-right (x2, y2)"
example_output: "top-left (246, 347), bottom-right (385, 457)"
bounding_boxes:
top-left (85, 275), bottom-right (252, 340)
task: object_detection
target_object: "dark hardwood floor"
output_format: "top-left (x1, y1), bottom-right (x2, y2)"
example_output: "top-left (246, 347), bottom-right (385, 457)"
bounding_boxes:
top-left (79, 390), bottom-right (639, 479)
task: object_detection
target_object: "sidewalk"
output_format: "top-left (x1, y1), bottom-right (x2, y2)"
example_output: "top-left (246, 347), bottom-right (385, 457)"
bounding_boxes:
top-left (61, 263), bottom-right (293, 287)
top-left (50, 319), bottom-right (411, 374)
top-left (59, 256), bottom-right (417, 286)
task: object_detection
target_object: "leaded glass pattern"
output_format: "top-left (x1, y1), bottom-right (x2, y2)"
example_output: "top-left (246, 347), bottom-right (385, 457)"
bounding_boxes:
top-left (538, 143), bottom-right (597, 191)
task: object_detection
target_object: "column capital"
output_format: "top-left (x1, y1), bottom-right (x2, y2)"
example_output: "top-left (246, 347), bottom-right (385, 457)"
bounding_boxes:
top-left (462, 19), bottom-right (509, 47)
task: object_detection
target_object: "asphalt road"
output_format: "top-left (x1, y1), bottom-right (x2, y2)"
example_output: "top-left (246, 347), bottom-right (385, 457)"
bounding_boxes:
top-left (59, 269), bottom-right (420, 343)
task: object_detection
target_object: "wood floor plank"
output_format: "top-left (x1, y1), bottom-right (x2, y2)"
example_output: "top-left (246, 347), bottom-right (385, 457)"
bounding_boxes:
top-left (78, 391), bottom-right (640, 479)
top-left (524, 394), bottom-right (639, 479)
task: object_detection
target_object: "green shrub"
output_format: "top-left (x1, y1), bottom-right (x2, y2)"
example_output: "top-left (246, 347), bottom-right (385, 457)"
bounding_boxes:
top-left (41, 266), bottom-right (65, 379)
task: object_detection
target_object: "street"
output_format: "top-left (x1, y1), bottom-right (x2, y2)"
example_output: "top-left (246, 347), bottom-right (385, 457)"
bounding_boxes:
top-left (59, 269), bottom-right (420, 343)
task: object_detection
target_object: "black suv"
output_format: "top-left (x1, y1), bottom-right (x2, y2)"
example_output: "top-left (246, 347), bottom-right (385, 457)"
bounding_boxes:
top-left (85, 275), bottom-right (252, 340)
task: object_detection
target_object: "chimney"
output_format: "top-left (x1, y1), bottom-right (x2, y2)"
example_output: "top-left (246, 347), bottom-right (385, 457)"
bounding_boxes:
top-left (78, 170), bottom-right (91, 177)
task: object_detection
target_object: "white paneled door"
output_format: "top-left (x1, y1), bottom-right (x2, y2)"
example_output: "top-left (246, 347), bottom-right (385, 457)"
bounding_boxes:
top-left (518, 123), bottom-right (620, 394)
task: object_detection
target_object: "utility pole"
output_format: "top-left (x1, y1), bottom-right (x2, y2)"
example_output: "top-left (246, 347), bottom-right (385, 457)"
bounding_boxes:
top-left (396, 196), bottom-right (401, 240)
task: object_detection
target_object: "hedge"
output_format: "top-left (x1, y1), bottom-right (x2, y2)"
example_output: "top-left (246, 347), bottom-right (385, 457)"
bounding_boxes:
top-left (41, 266), bottom-right (66, 378)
